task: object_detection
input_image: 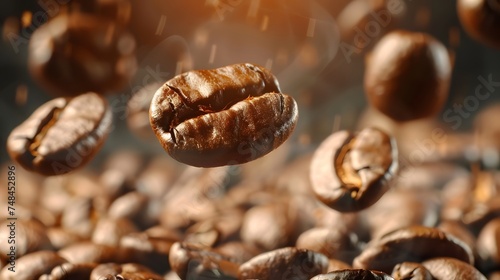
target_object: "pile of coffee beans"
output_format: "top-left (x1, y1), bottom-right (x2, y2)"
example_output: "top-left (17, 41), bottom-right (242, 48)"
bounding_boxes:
top-left (3, 1), bottom-right (500, 280)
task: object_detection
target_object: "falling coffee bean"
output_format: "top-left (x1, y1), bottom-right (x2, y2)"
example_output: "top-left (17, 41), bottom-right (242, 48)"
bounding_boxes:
top-left (7, 92), bottom-right (112, 176)
top-left (310, 127), bottom-right (398, 212)
top-left (457, 0), bottom-right (500, 49)
top-left (364, 30), bottom-right (451, 122)
top-left (149, 63), bottom-right (298, 167)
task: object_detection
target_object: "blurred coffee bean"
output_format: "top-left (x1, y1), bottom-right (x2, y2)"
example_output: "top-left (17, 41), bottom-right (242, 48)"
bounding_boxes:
top-left (0, 251), bottom-right (66, 280)
top-left (184, 209), bottom-right (243, 248)
top-left (422, 257), bottom-right (487, 280)
top-left (239, 247), bottom-right (328, 280)
top-left (490, 271), bottom-right (500, 280)
top-left (101, 150), bottom-right (145, 186)
top-left (327, 259), bottom-right (353, 272)
top-left (295, 227), bottom-right (360, 264)
top-left (311, 269), bottom-right (394, 280)
top-left (90, 263), bottom-right (163, 280)
top-left (391, 262), bottom-right (433, 280)
top-left (240, 201), bottom-right (296, 251)
top-left (91, 217), bottom-right (138, 246)
top-left (353, 226), bottom-right (474, 274)
top-left (29, 13), bottom-right (137, 97)
top-left (474, 103), bottom-right (500, 152)
top-left (310, 127), bottom-right (398, 212)
top-left (476, 217), bottom-right (500, 272)
top-left (458, 0), bottom-right (500, 49)
top-left (108, 192), bottom-right (150, 227)
top-left (437, 220), bottom-right (477, 258)
top-left (46, 227), bottom-right (84, 250)
top-left (135, 156), bottom-right (183, 198)
top-left (58, 242), bottom-right (133, 264)
top-left (40, 262), bottom-right (97, 280)
top-left (70, 0), bottom-right (132, 26)
top-left (0, 219), bottom-right (52, 259)
top-left (364, 30), bottom-right (451, 122)
top-left (213, 242), bottom-right (262, 263)
top-left (7, 93), bottom-right (112, 175)
top-left (120, 229), bottom-right (179, 274)
top-left (169, 242), bottom-right (239, 280)
top-left (61, 197), bottom-right (98, 239)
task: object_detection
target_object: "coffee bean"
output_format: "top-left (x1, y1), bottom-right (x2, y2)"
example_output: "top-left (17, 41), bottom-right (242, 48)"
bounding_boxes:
top-left (353, 225), bottom-right (474, 274)
top-left (295, 227), bottom-right (360, 264)
top-left (476, 217), bottom-right (500, 272)
top-left (327, 259), bottom-right (352, 272)
top-left (92, 217), bottom-right (138, 246)
top-left (58, 242), bottom-right (133, 264)
top-left (7, 93), bottom-right (112, 176)
top-left (238, 247), bottom-right (328, 280)
top-left (364, 30), bottom-right (451, 122)
top-left (391, 262), bottom-right (433, 280)
top-left (0, 219), bottom-right (52, 259)
top-left (0, 251), bottom-right (66, 280)
top-left (310, 127), bottom-right (398, 212)
top-left (213, 242), bottom-right (262, 263)
top-left (311, 269), bottom-right (394, 280)
top-left (46, 227), bottom-right (84, 250)
top-left (422, 258), bottom-right (487, 280)
top-left (41, 263), bottom-right (97, 280)
top-left (90, 263), bottom-right (163, 280)
top-left (169, 242), bottom-right (240, 280)
top-left (458, 0), bottom-right (500, 49)
top-left (70, 0), bottom-right (132, 26)
top-left (28, 13), bottom-right (136, 97)
top-left (149, 63), bottom-right (298, 167)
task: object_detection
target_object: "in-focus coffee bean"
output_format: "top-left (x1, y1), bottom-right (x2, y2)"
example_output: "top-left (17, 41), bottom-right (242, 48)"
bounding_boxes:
top-left (364, 30), bottom-right (451, 122)
top-left (7, 93), bottom-right (112, 176)
top-left (149, 63), bottom-right (298, 167)
top-left (310, 127), bottom-right (398, 212)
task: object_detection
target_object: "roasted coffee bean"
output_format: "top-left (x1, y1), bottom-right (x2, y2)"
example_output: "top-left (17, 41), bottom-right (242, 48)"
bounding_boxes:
top-left (7, 93), bottom-right (112, 176)
top-left (311, 269), bottom-right (394, 280)
top-left (391, 262), bottom-right (433, 280)
top-left (149, 63), bottom-right (298, 167)
top-left (214, 242), bottom-right (262, 263)
top-left (238, 247), bottom-right (328, 280)
top-left (310, 127), bottom-right (398, 212)
top-left (61, 197), bottom-right (99, 239)
top-left (327, 259), bottom-right (352, 272)
top-left (476, 217), bottom-right (500, 272)
top-left (91, 217), bottom-right (138, 246)
top-left (40, 263), bottom-right (97, 280)
top-left (0, 251), bottom-right (67, 280)
top-left (90, 263), bottom-right (163, 280)
top-left (296, 227), bottom-right (360, 264)
top-left (364, 30), bottom-right (451, 122)
top-left (58, 242), bottom-right (133, 264)
top-left (422, 258), bottom-right (487, 280)
top-left (28, 13), bottom-right (136, 97)
top-left (169, 242), bottom-right (240, 280)
top-left (458, 0), bottom-right (500, 49)
top-left (353, 226), bottom-right (474, 274)
top-left (46, 228), bottom-right (83, 250)
top-left (0, 219), bottom-right (52, 259)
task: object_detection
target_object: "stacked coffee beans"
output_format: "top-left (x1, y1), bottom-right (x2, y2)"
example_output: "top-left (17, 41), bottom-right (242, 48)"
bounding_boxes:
top-left (4, 1), bottom-right (500, 279)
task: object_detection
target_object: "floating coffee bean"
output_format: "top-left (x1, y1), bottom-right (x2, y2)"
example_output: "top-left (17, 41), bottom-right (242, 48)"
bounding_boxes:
top-left (0, 251), bottom-right (67, 280)
top-left (311, 269), bottom-right (394, 280)
top-left (7, 93), bottom-right (112, 176)
top-left (28, 13), bottom-right (137, 97)
top-left (149, 63), bottom-right (298, 167)
top-left (169, 242), bottom-right (240, 280)
top-left (238, 247), bottom-right (328, 280)
top-left (353, 226), bottom-right (474, 274)
top-left (422, 258), bottom-right (487, 280)
top-left (310, 127), bottom-right (398, 212)
top-left (458, 0), bottom-right (500, 49)
top-left (364, 30), bottom-right (451, 122)
top-left (391, 262), bottom-right (433, 280)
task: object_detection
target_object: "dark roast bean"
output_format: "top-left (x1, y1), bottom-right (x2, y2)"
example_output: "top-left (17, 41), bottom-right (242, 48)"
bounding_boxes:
top-left (311, 269), bottom-right (394, 280)
top-left (353, 226), bottom-right (474, 274)
top-left (422, 258), bottom-right (487, 280)
top-left (28, 14), bottom-right (136, 97)
top-left (149, 63), bottom-right (298, 167)
top-left (310, 127), bottom-right (398, 212)
top-left (7, 93), bottom-right (112, 176)
top-left (41, 263), bottom-right (97, 280)
top-left (169, 242), bottom-right (240, 280)
top-left (391, 262), bottom-right (434, 280)
top-left (364, 30), bottom-right (451, 122)
top-left (238, 247), bottom-right (328, 280)
top-left (458, 0), bottom-right (500, 49)
top-left (0, 251), bottom-right (67, 280)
